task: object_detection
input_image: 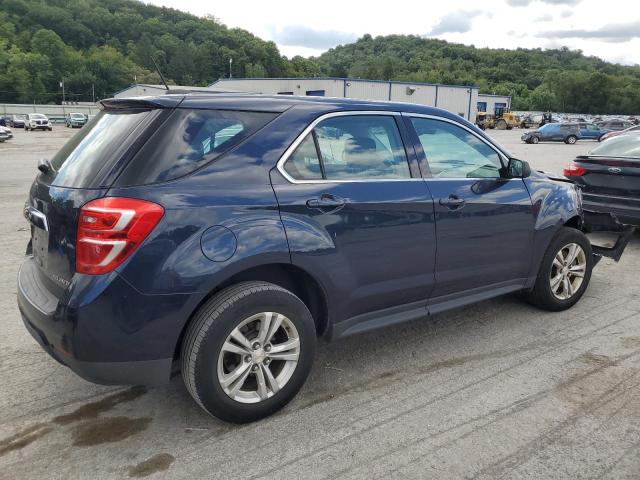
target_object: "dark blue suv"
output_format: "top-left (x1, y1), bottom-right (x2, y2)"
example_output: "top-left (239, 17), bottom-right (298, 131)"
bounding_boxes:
top-left (18, 94), bottom-right (630, 422)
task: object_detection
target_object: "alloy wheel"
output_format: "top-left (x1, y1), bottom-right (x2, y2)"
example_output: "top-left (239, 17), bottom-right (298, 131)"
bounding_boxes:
top-left (217, 312), bottom-right (300, 404)
top-left (549, 243), bottom-right (587, 300)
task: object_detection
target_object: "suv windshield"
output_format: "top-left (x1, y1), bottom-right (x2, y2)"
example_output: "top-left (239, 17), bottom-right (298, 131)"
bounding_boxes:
top-left (31, 114), bottom-right (46, 119)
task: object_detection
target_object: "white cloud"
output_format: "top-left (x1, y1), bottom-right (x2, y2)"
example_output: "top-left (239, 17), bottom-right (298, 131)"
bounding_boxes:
top-left (429, 10), bottom-right (485, 35)
top-left (271, 26), bottom-right (357, 50)
top-left (540, 19), bottom-right (640, 42)
top-left (535, 13), bottom-right (553, 21)
top-left (507, 0), bottom-right (583, 5)
top-left (143, 0), bottom-right (640, 66)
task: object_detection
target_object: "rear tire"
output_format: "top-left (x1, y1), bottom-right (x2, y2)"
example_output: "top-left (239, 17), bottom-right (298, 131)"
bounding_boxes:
top-left (496, 119), bottom-right (507, 130)
top-left (524, 227), bottom-right (593, 311)
top-left (181, 281), bottom-right (316, 423)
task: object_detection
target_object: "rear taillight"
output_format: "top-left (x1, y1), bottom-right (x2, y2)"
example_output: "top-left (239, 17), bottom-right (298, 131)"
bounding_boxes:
top-left (563, 161), bottom-right (587, 177)
top-left (77, 197), bottom-right (164, 275)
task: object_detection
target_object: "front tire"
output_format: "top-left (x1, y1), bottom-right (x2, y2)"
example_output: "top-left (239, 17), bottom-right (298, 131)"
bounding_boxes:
top-left (524, 227), bottom-right (593, 311)
top-left (531, 136), bottom-right (539, 144)
top-left (565, 135), bottom-right (577, 144)
top-left (181, 281), bottom-right (316, 423)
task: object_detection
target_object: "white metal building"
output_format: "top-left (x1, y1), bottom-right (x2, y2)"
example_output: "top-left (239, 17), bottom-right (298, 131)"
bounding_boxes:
top-left (209, 78), bottom-right (481, 122)
top-left (476, 93), bottom-right (512, 115)
top-left (113, 79), bottom-right (511, 124)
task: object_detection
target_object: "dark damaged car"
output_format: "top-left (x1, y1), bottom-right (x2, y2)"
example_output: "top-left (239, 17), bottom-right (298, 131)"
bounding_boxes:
top-left (18, 94), bottom-right (634, 423)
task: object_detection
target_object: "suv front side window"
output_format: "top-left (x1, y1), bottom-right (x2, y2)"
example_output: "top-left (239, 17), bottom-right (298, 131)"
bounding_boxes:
top-left (410, 117), bottom-right (503, 179)
top-left (283, 114), bottom-right (411, 181)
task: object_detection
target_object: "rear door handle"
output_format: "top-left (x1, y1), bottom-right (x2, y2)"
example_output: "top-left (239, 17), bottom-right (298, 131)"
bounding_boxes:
top-left (306, 194), bottom-right (346, 209)
top-left (439, 195), bottom-right (466, 210)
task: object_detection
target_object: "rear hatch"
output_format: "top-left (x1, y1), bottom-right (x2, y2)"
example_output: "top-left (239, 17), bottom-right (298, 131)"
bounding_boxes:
top-left (25, 99), bottom-right (173, 298)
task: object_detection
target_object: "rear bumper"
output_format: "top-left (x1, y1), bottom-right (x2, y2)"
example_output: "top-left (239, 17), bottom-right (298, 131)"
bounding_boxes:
top-left (21, 313), bottom-right (171, 385)
top-left (583, 192), bottom-right (640, 226)
top-left (17, 256), bottom-right (185, 386)
top-left (582, 209), bottom-right (636, 263)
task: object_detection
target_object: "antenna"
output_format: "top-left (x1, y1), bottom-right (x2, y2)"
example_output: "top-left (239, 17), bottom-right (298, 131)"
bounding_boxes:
top-left (150, 56), bottom-right (170, 91)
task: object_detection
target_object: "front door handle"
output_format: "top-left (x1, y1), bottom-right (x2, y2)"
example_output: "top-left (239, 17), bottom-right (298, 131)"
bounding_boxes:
top-left (306, 194), bottom-right (346, 210)
top-left (439, 195), bottom-right (466, 210)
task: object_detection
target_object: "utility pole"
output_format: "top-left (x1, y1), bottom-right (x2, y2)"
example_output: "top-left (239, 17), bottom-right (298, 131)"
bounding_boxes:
top-left (60, 79), bottom-right (65, 116)
top-left (229, 57), bottom-right (233, 79)
top-left (92, 84), bottom-right (95, 104)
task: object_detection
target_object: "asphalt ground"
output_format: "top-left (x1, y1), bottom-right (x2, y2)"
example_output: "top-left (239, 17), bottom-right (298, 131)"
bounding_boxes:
top-left (1, 126), bottom-right (639, 479)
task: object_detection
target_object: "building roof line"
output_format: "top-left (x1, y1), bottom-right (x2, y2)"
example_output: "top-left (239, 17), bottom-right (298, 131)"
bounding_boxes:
top-left (210, 77), bottom-right (480, 91)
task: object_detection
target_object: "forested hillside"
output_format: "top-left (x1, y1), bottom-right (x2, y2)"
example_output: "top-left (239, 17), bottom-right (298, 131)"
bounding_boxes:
top-left (0, 0), bottom-right (639, 114)
top-left (0, 0), bottom-right (317, 103)
top-left (315, 35), bottom-right (640, 114)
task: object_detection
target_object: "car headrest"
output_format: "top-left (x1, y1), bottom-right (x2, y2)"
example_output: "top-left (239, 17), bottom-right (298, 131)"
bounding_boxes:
top-left (344, 137), bottom-right (378, 167)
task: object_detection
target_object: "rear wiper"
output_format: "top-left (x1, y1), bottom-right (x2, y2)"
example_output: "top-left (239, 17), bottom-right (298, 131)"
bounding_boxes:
top-left (37, 158), bottom-right (53, 174)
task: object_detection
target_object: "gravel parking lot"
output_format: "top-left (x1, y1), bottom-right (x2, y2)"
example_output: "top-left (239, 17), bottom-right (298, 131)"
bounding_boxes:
top-left (1, 126), bottom-right (639, 479)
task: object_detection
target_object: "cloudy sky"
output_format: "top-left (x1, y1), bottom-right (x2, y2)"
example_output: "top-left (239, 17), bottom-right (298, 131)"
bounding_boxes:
top-left (145, 0), bottom-right (640, 65)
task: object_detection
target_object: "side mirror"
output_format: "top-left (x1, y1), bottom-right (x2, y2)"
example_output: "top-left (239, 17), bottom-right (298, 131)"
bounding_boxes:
top-left (507, 158), bottom-right (531, 178)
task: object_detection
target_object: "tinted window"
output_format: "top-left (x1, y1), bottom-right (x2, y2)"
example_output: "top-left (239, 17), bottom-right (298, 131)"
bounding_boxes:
top-left (118, 109), bottom-right (276, 185)
top-left (49, 109), bottom-right (153, 187)
top-left (589, 135), bottom-right (640, 158)
top-left (283, 115), bottom-right (411, 181)
top-left (315, 115), bottom-right (410, 180)
top-left (411, 117), bottom-right (503, 178)
top-left (283, 134), bottom-right (322, 180)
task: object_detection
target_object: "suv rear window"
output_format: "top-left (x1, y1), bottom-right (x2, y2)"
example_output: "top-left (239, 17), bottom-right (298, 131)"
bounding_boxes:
top-left (115, 109), bottom-right (276, 185)
top-left (49, 109), bottom-right (154, 188)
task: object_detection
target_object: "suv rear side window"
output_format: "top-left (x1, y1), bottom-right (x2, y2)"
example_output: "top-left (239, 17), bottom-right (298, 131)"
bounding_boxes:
top-left (283, 115), bottom-right (411, 181)
top-left (117, 109), bottom-right (276, 185)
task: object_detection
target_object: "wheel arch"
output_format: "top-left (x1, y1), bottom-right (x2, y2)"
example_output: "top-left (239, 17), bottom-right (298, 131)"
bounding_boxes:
top-left (563, 214), bottom-right (582, 230)
top-left (173, 262), bottom-right (330, 361)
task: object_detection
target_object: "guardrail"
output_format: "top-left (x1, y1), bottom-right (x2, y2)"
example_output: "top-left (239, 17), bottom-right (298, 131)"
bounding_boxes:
top-left (1, 103), bottom-right (100, 118)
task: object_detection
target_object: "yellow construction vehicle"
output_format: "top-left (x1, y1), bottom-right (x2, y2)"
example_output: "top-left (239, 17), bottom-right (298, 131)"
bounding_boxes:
top-left (476, 106), bottom-right (519, 130)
